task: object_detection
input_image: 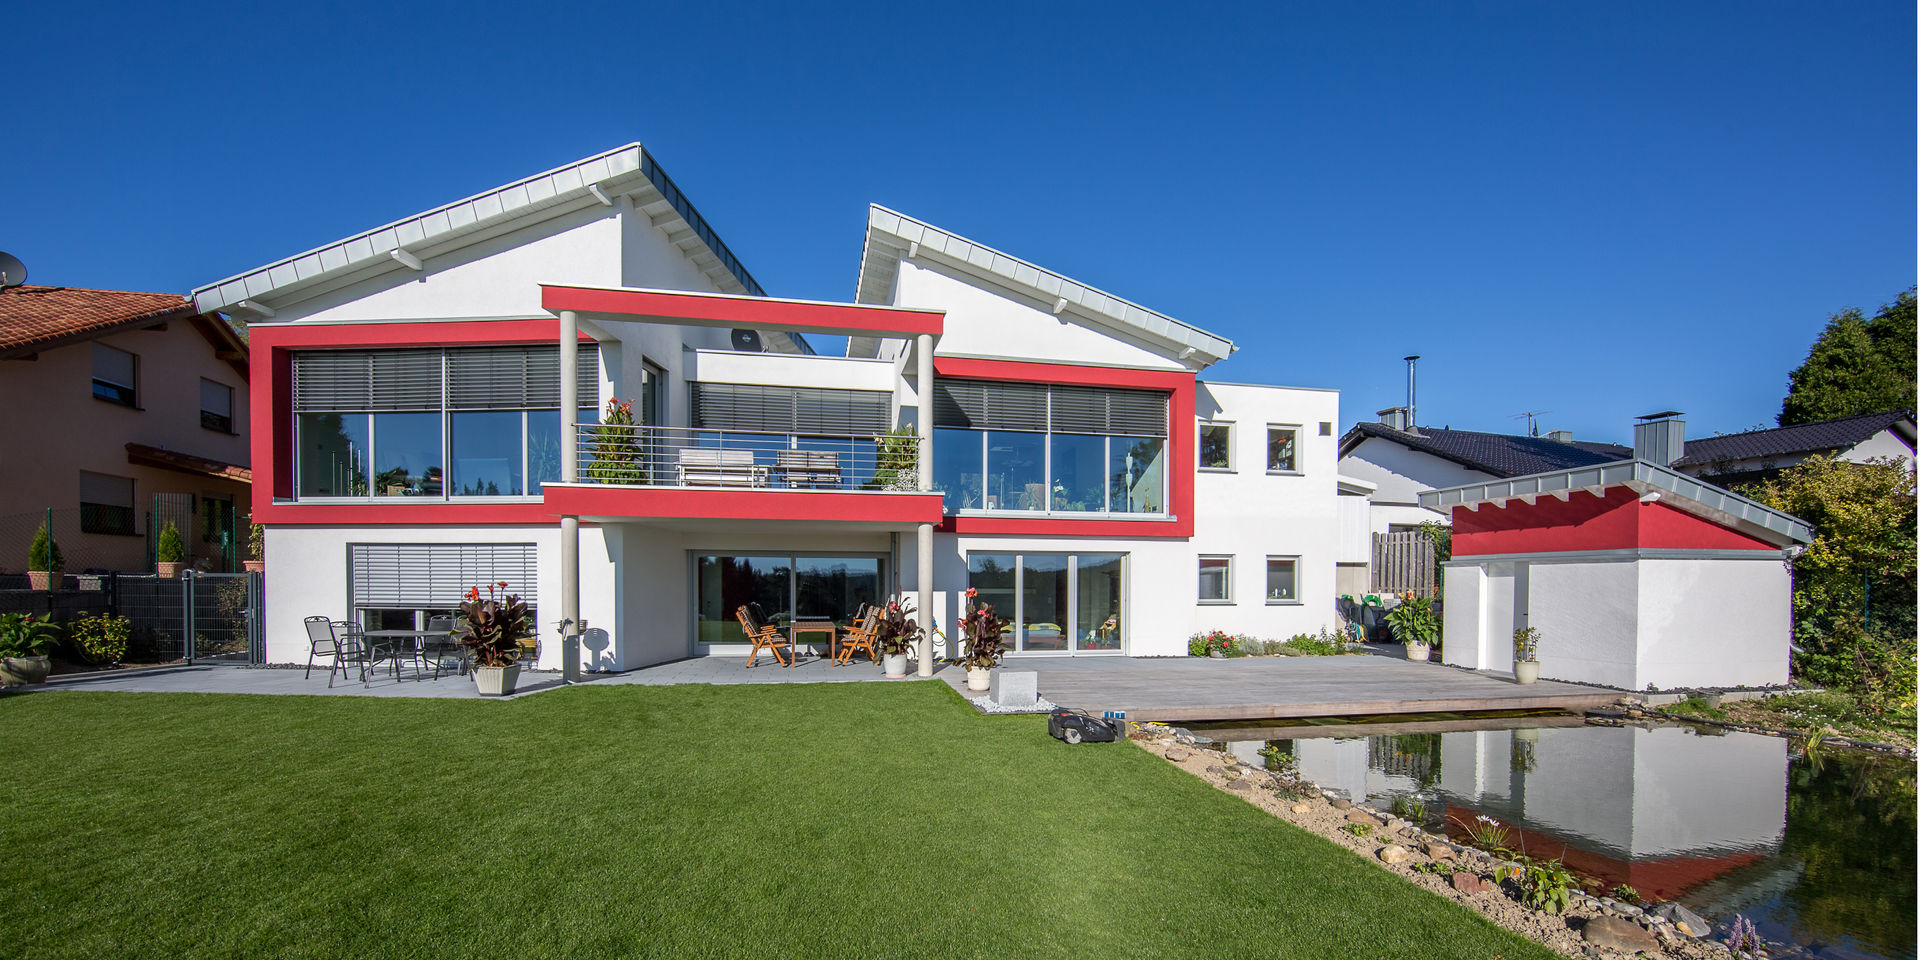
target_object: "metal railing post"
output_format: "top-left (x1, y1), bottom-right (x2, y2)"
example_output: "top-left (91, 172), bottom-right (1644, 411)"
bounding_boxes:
top-left (182, 569), bottom-right (196, 665)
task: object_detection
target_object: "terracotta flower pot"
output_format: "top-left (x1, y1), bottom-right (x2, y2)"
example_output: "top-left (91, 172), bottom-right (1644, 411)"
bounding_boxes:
top-left (26, 571), bottom-right (59, 591)
top-left (244, 560), bottom-right (266, 573)
top-left (156, 562), bottom-right (183, 579)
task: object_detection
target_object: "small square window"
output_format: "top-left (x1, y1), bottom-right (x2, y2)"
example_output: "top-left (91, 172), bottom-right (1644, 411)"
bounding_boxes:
top-left (1267, 425), bottom-right (1299, 473)
top-left (1266, 556), bottom-right (1299, 603)
top-left (200, 379), bottom-right (234, 433)
top-left (1198, 555), bottom-right (1233, 603)
top-left (1198, 421), bottom-right (1233, 471)
top-left (1319, 421), bottom-right (1333, 436)
top-left (92, 344), bottom-right (137, 407)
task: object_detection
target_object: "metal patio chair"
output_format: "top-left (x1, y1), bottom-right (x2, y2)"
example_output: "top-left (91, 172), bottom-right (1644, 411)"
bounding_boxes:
top-left (305, 615), bottom-right (344, 683)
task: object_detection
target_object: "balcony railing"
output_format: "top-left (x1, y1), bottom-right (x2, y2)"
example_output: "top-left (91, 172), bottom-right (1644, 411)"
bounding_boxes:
top-left (572, 424), bottom-right (920, 492)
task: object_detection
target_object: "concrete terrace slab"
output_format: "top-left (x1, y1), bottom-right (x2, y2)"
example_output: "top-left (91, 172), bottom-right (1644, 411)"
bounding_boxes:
top-left (942, 655), bottom-right (1625, 722)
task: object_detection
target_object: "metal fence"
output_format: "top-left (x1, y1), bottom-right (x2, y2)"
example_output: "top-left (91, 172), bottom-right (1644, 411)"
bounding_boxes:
top-left (0, 571), bottom-right (263, 665)
top-left (1371, 531), bottom-right (1437, 597)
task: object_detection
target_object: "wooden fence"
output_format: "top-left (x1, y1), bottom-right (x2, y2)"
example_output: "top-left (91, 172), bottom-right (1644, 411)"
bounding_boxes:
top-left (1371, 531), bottom-right (1436, 596)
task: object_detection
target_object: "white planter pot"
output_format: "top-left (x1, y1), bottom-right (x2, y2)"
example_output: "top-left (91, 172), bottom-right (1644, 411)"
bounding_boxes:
top-left (882, 653), bottom-right (908, 678)
top-left (966, 666), bottom-right (991, 691)
top-left (1513, 726), bottom-right (1541, 743)
top-left (0, 655), bottom-right (50, 686)
top-left (1404, 642), bottom-right (1431, 662)
top-left (473, 663), bottom-right (521, 696)
top-left (1513, 660), bottom-right (1540, 684)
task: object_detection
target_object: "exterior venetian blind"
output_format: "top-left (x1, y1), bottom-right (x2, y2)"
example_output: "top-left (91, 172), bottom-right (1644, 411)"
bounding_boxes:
top-left (931, 381), bottom-right (1048, 431)
top-left (446, 344), bottom-right (599, 410)
top-left (689, 383), bottom-right (890, 435)
top-left (293, 349), bottom-right (442, 412)
top-left (935, 381), bottom-right (1165, 436)
top-left (348, 543), bottom-right (539, 608)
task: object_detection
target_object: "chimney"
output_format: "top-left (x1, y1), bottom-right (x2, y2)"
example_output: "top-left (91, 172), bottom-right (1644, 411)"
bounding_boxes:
top-left (1633, 411), bottom-right (1685, 465)
top-left (1378, 407), bottom-right (1409, 431)
top-left (1546, 429), bottom-right (1573, 443)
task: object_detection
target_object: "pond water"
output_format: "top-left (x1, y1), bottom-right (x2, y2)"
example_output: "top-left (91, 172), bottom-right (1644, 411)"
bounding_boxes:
top-left (1201, 720), bottom-right (1916, 960)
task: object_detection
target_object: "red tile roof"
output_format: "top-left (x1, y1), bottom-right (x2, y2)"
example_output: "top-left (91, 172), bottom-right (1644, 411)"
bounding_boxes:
top-left (0, 285), bottom-right (197, 356)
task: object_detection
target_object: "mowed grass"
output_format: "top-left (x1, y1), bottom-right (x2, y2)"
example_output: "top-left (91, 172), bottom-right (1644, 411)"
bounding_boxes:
top-left (0, 683), bottom-right (1557, 959)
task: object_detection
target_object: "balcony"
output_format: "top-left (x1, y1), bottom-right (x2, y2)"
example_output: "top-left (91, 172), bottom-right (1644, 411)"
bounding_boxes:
top-left (539, 424), bottom-right (945, 528)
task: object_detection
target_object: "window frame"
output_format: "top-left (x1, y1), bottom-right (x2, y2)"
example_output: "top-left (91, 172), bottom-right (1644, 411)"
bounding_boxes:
top-left (1197, 554), bottom-right (1234, 605)
top-left (1266, 423), bottom-right (1302, 475)
top-left (200, 378), bottom-right (235, 433)
top-left (1197, 420), bottom-right (1235, 473)
top-left (1264, 555), bottom-right (1301, 605)
top-left (91, 343), bottom-right (138, 408)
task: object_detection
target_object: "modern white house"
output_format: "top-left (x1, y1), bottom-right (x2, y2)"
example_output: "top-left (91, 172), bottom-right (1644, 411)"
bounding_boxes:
top-left (191, 144), bottom-right (1346, 670)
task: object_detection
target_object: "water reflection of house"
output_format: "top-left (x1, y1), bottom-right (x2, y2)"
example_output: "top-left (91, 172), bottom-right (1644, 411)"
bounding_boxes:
top-left (1290, 725), bottom-right (1788, 900)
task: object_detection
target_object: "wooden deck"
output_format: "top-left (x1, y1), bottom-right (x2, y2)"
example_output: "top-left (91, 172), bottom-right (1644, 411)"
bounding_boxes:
top-left (964, 655), bottom-right (1626, 722)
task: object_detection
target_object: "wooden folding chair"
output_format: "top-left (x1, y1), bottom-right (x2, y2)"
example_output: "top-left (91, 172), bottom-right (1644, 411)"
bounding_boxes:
top-left (836, 604), bottom-right (879, 665)
top-left (737, 604), bottom-right (789, 667)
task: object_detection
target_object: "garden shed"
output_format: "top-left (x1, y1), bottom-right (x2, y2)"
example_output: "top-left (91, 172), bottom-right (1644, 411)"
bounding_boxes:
top-left (1419, 458), bottom-right (1814, 690)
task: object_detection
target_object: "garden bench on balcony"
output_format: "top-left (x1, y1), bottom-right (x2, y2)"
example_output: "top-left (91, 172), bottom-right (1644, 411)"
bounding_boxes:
top-left (774, 450), bottom-right (842, 489)
top-left (677, 448), bottom-right (768, 487)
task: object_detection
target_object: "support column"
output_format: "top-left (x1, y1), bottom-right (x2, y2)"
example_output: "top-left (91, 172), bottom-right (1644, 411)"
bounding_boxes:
top-left (916, 334), bottom-right (933, 491)
top-left (916, 521), bottom-right (934, 677)
top-left (558, 309), bottom-right (581, 681)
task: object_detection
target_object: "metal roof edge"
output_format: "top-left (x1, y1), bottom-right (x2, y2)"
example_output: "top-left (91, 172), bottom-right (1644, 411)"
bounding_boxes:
top-left (1417, 459), bottom-right (1815, 545)
top-left (857, 205), bottom-right (1235, 368)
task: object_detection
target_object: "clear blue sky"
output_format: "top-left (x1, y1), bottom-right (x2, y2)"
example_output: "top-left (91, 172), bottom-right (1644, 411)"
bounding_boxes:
top-left (7, 1), bottom-right (1912, 443)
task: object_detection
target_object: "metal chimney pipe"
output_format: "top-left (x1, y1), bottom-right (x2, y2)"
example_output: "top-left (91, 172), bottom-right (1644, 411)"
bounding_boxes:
top-left (1403, 355), bottom-right (1420, 427)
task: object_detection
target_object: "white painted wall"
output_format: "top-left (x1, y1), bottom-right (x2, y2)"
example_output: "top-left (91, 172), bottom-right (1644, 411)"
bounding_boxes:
top-left (1529, 559), bottom-right (1639, 688)
top-left (1843, 429), bottom-right (1916, 465)
top-left (892, 260), bottom-right (1185, 370)
top-left (1635, 557), bottom-right (1790, 688)
top-left (1336, 437), bottom-right (1482, 533)
top-left (687, 350), bottom-right (898, 393)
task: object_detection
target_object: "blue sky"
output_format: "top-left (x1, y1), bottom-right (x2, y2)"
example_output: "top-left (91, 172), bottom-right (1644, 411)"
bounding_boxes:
top-left (7, 1), bottom-right (1912, 443)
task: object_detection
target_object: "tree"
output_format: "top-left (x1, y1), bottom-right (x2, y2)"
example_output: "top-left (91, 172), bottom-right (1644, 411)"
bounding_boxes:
top-left (1779, 289), bottom-right (1915, 426)
top-left (1750, 456), bottom-right (1916, 717)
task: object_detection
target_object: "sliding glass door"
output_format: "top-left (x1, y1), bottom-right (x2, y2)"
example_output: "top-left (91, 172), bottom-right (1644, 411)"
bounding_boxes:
top-left (964, 551), bottom-right (1127, 654)
top-left (694, 553), bottom-right (884, 649)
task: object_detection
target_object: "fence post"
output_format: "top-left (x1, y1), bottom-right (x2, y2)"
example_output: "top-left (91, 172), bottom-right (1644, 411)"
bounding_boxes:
top-left (248, 571), bottom-right (265, 666)
top-left (182, 570), bottom-right (196, 665)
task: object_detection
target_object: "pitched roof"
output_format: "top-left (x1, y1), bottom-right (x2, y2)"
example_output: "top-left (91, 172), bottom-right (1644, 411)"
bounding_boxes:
top-left (1340, 421), bottom-right (1632, 478)
top-left (0, 285), bottom-right (198, 357)
top-left (850, 206), bottom-right (1234, 369)
top-left (126, 443), bottom-right (251, 484)
top-left (191, 143), bottom-right (765, 317)
top-left (1675, 411), bottom-right (1915, 467)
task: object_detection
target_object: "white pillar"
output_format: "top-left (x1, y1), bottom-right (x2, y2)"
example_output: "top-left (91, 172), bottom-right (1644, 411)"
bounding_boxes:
top-left (916, 333), bottom-right (933, 492)
top-left (559, 309), bottom-right (580, 680)
top-left (916, 521), bottom-right (934, 677)
top-left (561, 515), bottom-right (579, 681)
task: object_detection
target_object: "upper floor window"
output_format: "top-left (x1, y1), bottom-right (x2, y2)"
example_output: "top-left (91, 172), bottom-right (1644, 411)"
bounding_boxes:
top-left (92, 344), bottom-right (137, 407)
top-left (200, 379), bottom-right (234, 433)
top-left (1267, 425), bottom-right (1300, 473)
top-left (292, 345), bottom-right (600, 500)
top-left (1198, 421), bottom-right (1233, 471)
top-left (932, 380), bottom-right (1167, 515)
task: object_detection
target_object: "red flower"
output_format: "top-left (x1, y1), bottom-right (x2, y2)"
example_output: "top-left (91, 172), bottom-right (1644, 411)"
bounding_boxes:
top-left (497, 581), bottom-right (509, 589)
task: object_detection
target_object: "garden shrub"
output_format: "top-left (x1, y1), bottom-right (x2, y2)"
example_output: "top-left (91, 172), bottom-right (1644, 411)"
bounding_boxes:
top-left (69, 613), bottom-right (131, 664)
top-left (1282, 630), bottom-right (1345, 656)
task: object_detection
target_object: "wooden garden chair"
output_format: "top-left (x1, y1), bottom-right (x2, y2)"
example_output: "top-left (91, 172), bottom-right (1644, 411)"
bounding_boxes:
top-left (836, 604), bottom-right (879, 665)
top-left (736, 604), bottom-right (789, 667)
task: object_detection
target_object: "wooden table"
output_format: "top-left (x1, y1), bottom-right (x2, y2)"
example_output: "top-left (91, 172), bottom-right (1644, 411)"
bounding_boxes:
top-left (788, 620), bottom-right (838, 666)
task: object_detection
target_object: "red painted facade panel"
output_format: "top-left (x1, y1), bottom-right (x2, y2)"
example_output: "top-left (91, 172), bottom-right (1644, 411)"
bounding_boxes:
top-left (1450, 487), bottom-right (1775, 556)
top-left (932, 357), bottom-right (1196, 539)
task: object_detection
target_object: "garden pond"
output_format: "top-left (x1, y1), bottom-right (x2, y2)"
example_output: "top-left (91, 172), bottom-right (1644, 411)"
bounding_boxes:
top-left (1190, 717), bottom-right (1916, 960)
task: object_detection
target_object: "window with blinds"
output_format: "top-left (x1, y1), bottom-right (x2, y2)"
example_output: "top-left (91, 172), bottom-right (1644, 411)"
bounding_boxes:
top-left (348, 543), bottom-right (539, 608)
top-left (933, 381), bottom-right (1166, 436)
top-left (293, 345), bottom-right (600, 412)
top-left (690, 382), bottom-right (891, 435)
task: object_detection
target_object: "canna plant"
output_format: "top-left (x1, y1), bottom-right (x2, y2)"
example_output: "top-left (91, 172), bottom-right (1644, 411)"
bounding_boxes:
top-left (872, 597), bottom-right (924, 657)
top-left (453, 582), bottom-right (533, 668)
top-left (956, 587), bottom-right (1009, 670)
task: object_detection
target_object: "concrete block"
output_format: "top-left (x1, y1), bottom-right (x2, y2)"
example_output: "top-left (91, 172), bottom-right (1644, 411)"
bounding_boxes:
top-left (989, 670), bottom-right (1038, 707)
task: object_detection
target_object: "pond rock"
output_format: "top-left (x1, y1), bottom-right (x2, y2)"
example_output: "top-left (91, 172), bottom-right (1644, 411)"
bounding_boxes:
top-left (1164, 746), bottom-right (1191, 762)
top-left (1330, 798), bottom-right (1353, 810)
top-left (1289, 803), bottom-right (1311, 814)
top-left (1377, 844), bottom-right (1411, 864)
top-left (1582, 916), bottom-right (1659, 953)
top-left (1344, 810), bottom-right (1383, 826)
top-left (1224, 779), bottom-right (1249, 791)
top-left (1424, 843), bottom-right (1453, 860)
top-left (1651, 902), bottom-right (1711, 937)
top-left (1450, 872), bottom-right (1491, 895)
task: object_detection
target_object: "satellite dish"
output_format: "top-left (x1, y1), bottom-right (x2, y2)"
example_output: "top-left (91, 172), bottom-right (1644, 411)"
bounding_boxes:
top-left (730, 329), bottom-right (762, 352)
top-left (0, 252), bottom-right (25, 289)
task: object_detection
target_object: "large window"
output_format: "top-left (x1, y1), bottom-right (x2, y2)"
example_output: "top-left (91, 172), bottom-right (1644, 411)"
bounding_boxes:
top-left (932, 380), bottom-right (1167, 515)
top-left (349, 542), bottom-right (535, 632)
top-left (965, 552), bottom-right (1127, 654)
top-left (200, 379), bottom-right (234, 433)
top-left (1199, 421), bottom-right (1233, 471)
top-left (292, 345), bottom-right (601, 500)
top-left (92, 344), bottom-right (137, 407)
top-left (79, 471), bottom-right (137, 536)
top-left (694, 554), bottom-right (884, 647)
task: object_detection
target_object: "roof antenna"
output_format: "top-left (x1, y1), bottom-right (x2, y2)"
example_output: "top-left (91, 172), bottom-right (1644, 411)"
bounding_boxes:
top-left (1403, 355), bottom-right (1420, 428)
top-left (1511, 410), bottom-right (1553, 437)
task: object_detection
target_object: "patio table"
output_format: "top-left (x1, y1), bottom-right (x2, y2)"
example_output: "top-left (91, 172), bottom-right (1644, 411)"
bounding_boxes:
top-left (787, 621), bottom-right (838, 667)
top-left (365, 629), bottom-right (460, 678)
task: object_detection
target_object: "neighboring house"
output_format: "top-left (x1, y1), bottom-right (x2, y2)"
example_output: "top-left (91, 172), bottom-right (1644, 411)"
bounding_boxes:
top-left (0, 285), bottom-right (251, 574)
top-left (1671, 411), bottom-right (1916, 487)
top-left (191, 144), bottom-right (1343, 668)
top-left (1421, 415), bottom-right (1814, 690)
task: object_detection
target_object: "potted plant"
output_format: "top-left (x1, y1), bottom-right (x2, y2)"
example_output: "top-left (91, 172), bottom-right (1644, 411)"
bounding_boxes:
top-left (243, 518), bottom-right (265, 573)
top-left (0, 613), bottom-right (61, 686)
top-left (956, 588), bottom-right (1009, 691)
top-left (454, 582), bottom-right (531, 695)
top-left (584, 397), bottom-right (645, 484)
top-left (1384, 593), bottom-right (1439, 662)
top-left (1512, 626), bottom-right (1541, 684)
top-left (27, 522), bottom-right (62, 591)
top-left (872, 598), bottom-right (923, 679)
top-left (156, 522), bottom-right (186, 578)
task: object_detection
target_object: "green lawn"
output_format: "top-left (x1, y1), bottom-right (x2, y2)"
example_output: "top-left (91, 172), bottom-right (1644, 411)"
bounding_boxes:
top-left (1, 683), bottom-right (1558, 959)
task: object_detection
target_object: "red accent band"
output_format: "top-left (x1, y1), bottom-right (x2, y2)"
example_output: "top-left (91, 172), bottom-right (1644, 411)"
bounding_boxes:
top-left (1451, 487), bottom-right (1776, 555)
top-left (543, 485), bottom-right (945, 524)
